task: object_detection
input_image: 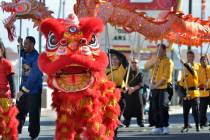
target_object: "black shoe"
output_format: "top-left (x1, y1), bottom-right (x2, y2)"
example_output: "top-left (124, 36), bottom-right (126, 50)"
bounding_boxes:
top-left (118, 123), bottom-right (125, 128)
top-left (148, 124), bottom-right (154, 127)
top-left (123, 119), bottom-right (130, 128)
top-left (200, 123), bottom-right (208, 128)
top-left (138, 123), bottom-right (144, 127)
top-left (181, 126), bottom-right (189, 133)
top-left (196, 124), bottom-right (199, 132)
top-left (31, 138), bottom-right (38, 140)
top-left (203, 123), bottom-right (208, 127)
top-left (188, 124), bottom-right (192, 128)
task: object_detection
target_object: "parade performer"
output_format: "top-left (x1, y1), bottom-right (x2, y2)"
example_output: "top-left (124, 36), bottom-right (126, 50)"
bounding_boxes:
top-left (123, 58), bottom-right (144, 127)
top-left (106, 50), bottom-right (127, 121)
top-left (144, 43), bottom-right (174, 135)
top-left (198, 55), bottom-right (210, 128)
top-left (0, 40), bottom-right (19, 140)
top-left (38, 15), bottom-right (120, 140)
top-left (179, 50), bottom-right (200, 132)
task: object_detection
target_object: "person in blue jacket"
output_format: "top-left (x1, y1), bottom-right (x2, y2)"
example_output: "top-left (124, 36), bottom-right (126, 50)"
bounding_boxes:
top-left (16, 36), bottom-right (43, 140)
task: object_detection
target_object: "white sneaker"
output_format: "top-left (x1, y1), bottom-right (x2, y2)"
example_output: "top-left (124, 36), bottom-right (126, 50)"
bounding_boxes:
top-left (162, 127), bottom-right (170, 135)
top-left (150, 128), bottom-right (163, 135)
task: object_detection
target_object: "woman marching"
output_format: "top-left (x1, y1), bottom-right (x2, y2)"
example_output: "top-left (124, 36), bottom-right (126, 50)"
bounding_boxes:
top-left (0, 40), bottom-right (19, 140)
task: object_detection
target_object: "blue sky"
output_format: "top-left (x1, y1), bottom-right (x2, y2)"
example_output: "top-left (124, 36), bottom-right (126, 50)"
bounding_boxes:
top-left (0, 0), bottom-right (209, 53)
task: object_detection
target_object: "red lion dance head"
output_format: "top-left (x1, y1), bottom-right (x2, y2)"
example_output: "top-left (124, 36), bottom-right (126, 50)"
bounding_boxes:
top-left (38, 14), bottom-right (120, 140)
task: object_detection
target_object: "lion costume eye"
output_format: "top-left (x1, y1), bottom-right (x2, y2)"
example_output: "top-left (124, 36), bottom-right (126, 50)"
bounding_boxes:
top-left (47, 32), bottom-right (58, 50)
top-left (88, 34), bottom-right (99, 49)
top-left (69, 26), bottom-right (78, 33)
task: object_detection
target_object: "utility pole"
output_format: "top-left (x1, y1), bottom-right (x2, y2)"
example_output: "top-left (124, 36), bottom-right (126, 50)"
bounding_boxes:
top-left (58, 0), bottom-right (62, 18)
top-left (26, 27), bottom-right (29, 36)
top-left (200, 0), bottom-right (206, 56)
top-left (38, 0), bottom-right (45, 53)
top-left (188, 0), bottom-right (192, 51)
top-left (62, 0), bottom-right (65, 18)
top-left (201, 0), bottom-right (206, 19)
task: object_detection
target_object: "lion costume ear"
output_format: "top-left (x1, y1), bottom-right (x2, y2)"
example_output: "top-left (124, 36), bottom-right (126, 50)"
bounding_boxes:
top-left (40, 18), bottom-right (66, 41)
top-left (79, 17), bottom-right (104, 40)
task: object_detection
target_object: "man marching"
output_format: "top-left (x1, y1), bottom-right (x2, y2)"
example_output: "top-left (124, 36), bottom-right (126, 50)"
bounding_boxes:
top-left (179, 50), bottom-right (200, 132)
top-left (144, 43), bottom-right (174, 135)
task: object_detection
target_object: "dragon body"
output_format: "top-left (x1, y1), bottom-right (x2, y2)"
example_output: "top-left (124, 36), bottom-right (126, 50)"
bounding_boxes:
top-left (2, 0), bottom-right (210, 46)
top-left (74, 0), bottom-right (210, 46)
top-left (1, 0), bottom-right (53, 40)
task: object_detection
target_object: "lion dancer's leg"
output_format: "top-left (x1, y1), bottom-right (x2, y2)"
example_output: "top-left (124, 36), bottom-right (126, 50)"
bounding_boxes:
top-left (55, 112), bottom-right (77, 140)
top-left (100, 81), bottom-right (121, 139)
top-left (0, 98), bottom-right (19, 140)
top-left (80, 96), bottom-right (107, 140)
top-left (52, 91), bottom-right (84, 140)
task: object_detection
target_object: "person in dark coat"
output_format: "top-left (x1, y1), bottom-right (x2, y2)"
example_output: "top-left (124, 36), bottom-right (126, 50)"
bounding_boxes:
top-left (123, 58), bottom-right (144, 127)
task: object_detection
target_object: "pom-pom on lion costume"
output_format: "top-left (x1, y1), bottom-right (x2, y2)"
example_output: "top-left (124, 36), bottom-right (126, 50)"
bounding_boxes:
top-left (38, 14), bottom-right (120, 140)
top-left (0, 99), bottom-right (18, 140)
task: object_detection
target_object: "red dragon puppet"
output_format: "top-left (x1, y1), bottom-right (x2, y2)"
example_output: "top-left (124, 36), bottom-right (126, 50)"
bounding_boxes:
top-left (38, 14), bottom-right (120, 140)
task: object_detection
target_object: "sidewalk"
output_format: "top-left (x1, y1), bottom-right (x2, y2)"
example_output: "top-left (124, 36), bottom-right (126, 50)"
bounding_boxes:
top-left (40, 105), bottom-right (210, 118)
top-left (169, 105), bottom-right (210, 115)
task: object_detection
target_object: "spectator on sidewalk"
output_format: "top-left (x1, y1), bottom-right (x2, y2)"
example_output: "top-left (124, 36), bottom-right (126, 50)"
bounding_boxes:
top-left (144, 43), bottom-right (174, 135)
top-left (16, 36), bottom-right (43, 140)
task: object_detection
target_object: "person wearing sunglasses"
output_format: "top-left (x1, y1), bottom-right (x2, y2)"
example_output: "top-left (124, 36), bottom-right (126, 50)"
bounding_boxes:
top-left (123, 58), bottom-right (144, 127)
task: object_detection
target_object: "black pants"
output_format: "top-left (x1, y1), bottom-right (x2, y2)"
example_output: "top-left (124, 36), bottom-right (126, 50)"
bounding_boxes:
top-left (16, 93), bottom-right (41, 139)
top-left (123, 93), bottom-right (144, 126)
top-left (183, 98), bottom-right (200, 127)
top-left (123, 94), bottom-right (144, 126)
top-left (151, 89), bottom-right (169, 128)
top-left (114, 92), bottom-right (125, 136)
top-left (148, 95), bottom-right (155, 126)
top-left (119, 94), bottom-right (125, 119)
top-left (123, 117), bottom-right (143, 127)
top-left (200, 97), bottom-right (209, 126)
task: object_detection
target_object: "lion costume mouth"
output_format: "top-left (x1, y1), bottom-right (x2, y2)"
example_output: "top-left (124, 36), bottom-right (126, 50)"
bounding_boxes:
top-left (52, 65), bottom-right (95, 92)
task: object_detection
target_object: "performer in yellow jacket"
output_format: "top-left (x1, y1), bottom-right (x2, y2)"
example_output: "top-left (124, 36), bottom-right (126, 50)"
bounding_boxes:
top-left (106, 52), bottom-right (127, 131)
top-left (198, 55), bottom-right (210, 128)
top-left (179, 50), bottom-right (200, 132)
top-left (144, 44), bottom-right (174, 135)
top-left (106, 54), bottom-right (127, 88)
